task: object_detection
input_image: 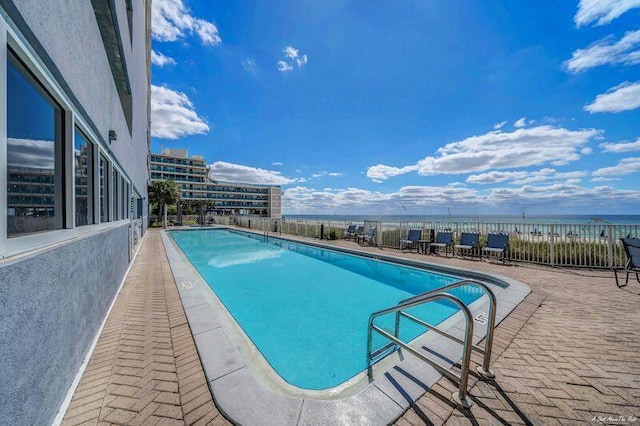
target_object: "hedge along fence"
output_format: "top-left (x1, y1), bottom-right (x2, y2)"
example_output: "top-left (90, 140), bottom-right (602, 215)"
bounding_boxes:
top-left (233, 216), bottom-right (638, 269)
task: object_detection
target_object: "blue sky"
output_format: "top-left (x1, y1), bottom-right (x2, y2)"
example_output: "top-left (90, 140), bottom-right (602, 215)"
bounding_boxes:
top-left (150, 0), bottom-right (640, 215)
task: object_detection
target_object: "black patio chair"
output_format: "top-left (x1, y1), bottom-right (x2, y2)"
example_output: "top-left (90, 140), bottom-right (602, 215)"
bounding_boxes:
top-left (615, 237), bottom-right (640, 288)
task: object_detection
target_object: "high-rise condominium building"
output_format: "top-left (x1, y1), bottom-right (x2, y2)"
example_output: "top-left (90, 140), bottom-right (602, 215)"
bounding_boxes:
top-left (151, 149), bottom-right (282, 218)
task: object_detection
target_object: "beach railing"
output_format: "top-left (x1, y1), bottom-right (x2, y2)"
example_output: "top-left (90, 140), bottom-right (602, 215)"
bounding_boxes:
top-left (232, 216), bottom-right (638, 269)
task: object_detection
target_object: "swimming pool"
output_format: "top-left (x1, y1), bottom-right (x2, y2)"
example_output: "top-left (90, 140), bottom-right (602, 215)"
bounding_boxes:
top-left (169, 229), bottom-right (485, 390)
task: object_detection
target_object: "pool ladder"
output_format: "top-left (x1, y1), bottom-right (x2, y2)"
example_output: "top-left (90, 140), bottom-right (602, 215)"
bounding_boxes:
top-left (366, 279), bottom-right (497, 408)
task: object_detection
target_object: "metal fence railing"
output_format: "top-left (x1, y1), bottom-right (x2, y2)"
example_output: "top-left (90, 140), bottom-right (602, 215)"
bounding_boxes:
top-left (232, 216), bottom-right (638, 269)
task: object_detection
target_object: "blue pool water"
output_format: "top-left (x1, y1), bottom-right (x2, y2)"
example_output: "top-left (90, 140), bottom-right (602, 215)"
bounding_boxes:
top-left (170, 229), bottom-right (484, 390)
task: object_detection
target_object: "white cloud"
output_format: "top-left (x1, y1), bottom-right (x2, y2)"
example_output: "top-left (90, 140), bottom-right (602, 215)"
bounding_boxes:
top-left (581, 147), bottom-right (594, 155)
top-left (592, 157), bottom-right (640, 177)
top-left (493, 121), bottom-right (507, 130)
top-left (272, 162), bottom-right (283, 166)
top-left (242, 58), bottom-right (257, 75)
top-left (277, 61), bottom-right (294, 72)
top-left (151, 84), bottom-right (210, 139)
top-left (208, 161), bottom-right (302, 185)
top-left (283, 185), bottom-right (482, 214)
top-left (466, 170), bottom-right (527, 184)
top-left (591, 176), bottom-right (621, 182)
top-left (311, 171), bottom-right (342, 178)
top-left (151, 50), bottom-right (177, 67)
top-left (152, 0), bottom-right (221, 45)
top-left (7, 138), bottom-right (54, 169)
top-left (466, 168), bottom-right (587, 185)
top-left (366, 125), bottom-right (601, 181)
top-left (574, 0), bottom-right (640, 27)
top-left (277, 46), bottom-right (308, 72)
top-left (565, 30), bottom-right (640, 73)
top-left (282, 183), bottom-right (640, 214)
top-left (284, 46), bottom-right (299, 59)
top-left (513, 117), bottom-right (527, 128)
top-left (585, 81), bottom-right (640, 113)
top-left (600, 137), bottom-right (640, 152)
top-left (486, 183), bottom-right (640, 208)
top-left (366, 164), bottom-right (420, 183)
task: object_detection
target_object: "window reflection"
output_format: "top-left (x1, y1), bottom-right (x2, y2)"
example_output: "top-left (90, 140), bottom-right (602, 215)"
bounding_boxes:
top-left (7, 50), bottom-right (63, 237)
top-left (75, 129), bottom-right (93, 226)
top-left (100, 155), bottom-right (109, 223)
top-left (114, 169), bottom-right (120, 220)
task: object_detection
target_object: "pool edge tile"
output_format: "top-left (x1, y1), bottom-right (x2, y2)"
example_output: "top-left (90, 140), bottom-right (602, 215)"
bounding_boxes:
top-left (210, 366), bottom-right (304, 426)
top-left (298, 384), bottom-right (402, 426)
top-left (195, 328), bottom-right (247, 382)
top-left (185, 303), bottom-right (224, 335)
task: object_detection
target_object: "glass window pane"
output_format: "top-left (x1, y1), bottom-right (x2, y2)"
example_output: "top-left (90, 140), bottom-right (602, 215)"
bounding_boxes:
top-left (122, 178), bottom-right (126, 219)
top-left (7, 50), bottom-right (63, 237)
top-left (126, 182), bottom-right (130, 219)
top-left (113, 170), bottom-right (120, 220)
top-left (74, 129), bottom-right (93, 226)
top-left (100, 155), bottom-right (109, 222)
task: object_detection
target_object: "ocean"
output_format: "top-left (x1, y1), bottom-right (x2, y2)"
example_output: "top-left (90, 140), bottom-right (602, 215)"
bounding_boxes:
top-left (283, 214), bottom-right (640, 225)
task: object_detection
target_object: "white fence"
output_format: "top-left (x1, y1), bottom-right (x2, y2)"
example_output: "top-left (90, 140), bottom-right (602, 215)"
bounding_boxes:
top-left (233, 216), bottom-right (639, 269)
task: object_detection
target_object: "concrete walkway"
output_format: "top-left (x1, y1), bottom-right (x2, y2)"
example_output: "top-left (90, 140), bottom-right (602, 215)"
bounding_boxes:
top-left (62, 229), bottom-right (640, 425)
top-left (62, 230), bottom-right (229, 425)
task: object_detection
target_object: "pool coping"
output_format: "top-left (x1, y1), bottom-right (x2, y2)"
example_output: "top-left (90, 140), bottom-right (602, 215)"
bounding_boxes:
top-left (161, 228), bottom-right (531, 425)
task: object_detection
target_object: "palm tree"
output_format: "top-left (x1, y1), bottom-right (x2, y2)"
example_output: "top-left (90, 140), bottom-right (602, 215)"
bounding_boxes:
top-left (148, 180), bottom-right (181, 227)
top-left (190, 199), bottom-right (215, 225)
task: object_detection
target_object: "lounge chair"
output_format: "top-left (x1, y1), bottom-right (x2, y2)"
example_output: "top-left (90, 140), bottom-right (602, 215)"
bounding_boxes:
top-left (344, 224), bottom-right (356, 240)
top-left (615, 237), bottom-right (640, 288)
top-left (400, 229), bottom-right (422, 253)
top-left (355, 225), bottom-right (365, 241)
top-left (454, 232), bottom-right (480, 258)
top-left (482, 233), bottom-right (509, 262)
top-left (430, 231), bottom-right (453, 257)
top-left (359, 227), bottom-right (377, 246)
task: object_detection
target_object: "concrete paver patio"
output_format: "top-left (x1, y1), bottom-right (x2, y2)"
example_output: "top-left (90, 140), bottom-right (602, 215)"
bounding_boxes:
top-left (61, 229), bottom-right (640, 425)
top-left (322, 239), bottom-right (640, 425)
top-left (62, 230), bottom-right (229, 425)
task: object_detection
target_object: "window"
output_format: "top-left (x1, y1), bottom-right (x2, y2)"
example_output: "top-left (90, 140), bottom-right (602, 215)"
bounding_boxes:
top-left (6, 49), bottom-right (64, 237)
top-left (100, 155), bottom-right (109, 222)
top-left (122, 179), bottom-right (128, 219)
top-left (113, 169), bottom-right (120, 220)
top-left (74, 128), bottom-right (93, 226)
top-left (126, 182), bottom-right (130, 219)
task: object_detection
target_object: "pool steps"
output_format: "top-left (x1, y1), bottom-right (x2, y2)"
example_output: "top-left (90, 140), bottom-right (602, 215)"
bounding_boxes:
top-left (367, 279), bottom-right (497, 408)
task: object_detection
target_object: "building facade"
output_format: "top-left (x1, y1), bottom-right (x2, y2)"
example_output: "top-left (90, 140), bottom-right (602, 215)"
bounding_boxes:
top-left (151, 149), bottom-right (282, 218)
top-left (0, 1), bottom-right (150, 424)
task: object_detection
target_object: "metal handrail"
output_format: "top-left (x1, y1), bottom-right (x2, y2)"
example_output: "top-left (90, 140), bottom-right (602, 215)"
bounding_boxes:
top-left (366, 279), bottom-right (497, 408)
top-left (402, 279), bottom-right (497, 378)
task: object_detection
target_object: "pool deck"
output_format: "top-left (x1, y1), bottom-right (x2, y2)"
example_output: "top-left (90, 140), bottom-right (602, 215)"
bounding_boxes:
top-left (61, 228), bottom-right (640, 425)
